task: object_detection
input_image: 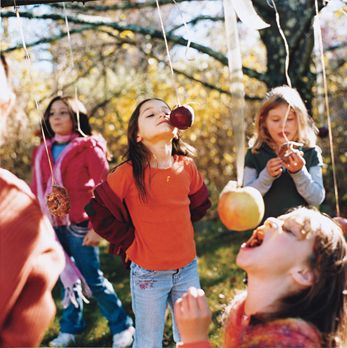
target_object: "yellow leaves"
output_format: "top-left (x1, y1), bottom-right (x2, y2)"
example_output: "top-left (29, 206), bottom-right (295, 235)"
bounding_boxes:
top-left (119, 30), bottom-right (134, 39)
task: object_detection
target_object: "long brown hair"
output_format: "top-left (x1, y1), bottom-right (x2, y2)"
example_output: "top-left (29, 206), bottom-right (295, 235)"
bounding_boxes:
top-left (124, 98), bottom-right (196, 200)
top-left (250, 86), bottom-right (317, 153)
top-left (254, 207), bottom-right (347, 347)
top-left (42, 95), bottom-right (92, 138)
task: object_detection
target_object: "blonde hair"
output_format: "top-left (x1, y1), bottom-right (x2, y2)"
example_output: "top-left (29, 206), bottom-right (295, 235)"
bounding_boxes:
top-left (250, 86), bottom-right (317, 153)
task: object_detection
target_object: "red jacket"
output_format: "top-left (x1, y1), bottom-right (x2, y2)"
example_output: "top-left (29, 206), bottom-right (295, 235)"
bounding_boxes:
top-left (31, 135), bottom-right (108, 224)
top-left (85, 178), bottom-right (211, 267)
top-left (0, 169), bottom-right (64, 347)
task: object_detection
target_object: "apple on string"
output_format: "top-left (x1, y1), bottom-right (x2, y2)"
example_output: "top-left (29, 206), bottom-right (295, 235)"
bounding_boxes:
top-left (169, 105), bottom-right (194, 130)
top-left (218, 181), bottom-right (265, 232)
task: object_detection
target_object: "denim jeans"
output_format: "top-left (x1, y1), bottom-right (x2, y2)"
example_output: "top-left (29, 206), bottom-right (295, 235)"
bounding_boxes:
top-left (55, 225), bottom-right (133, 335)
top-left (130, 258), bottom-right (200, 348)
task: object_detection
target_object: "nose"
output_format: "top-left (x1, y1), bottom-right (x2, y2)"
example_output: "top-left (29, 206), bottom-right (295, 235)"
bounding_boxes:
top-left (264, 217), bottom-right (283, 234)
top-left (159, 111), bottom-right (169, 120)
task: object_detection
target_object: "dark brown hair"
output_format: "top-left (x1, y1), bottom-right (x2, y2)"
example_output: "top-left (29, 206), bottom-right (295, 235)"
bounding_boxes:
top-left (253, 207), bottom-right (347, 347)
top-left (42, 95), bottom-right (92, 138)
top-left (124, 98), bottom-right (196, 200)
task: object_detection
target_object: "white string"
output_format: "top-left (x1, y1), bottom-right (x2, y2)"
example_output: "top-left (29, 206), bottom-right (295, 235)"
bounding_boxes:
top-left (155, 0), bottom-right (181, 106)
top-left (270, 0), bottom-right (292, 87)
top-left (171, 0), bottom-right (193, 61)
top-left (314, 0), bottom-right (340, 216)
top-left (62, 2), bottom-right (87, 137)
top-left (13, 1), bottom-right (56, 185)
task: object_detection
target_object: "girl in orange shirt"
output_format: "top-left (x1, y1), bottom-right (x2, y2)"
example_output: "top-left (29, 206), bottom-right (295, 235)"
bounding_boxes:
top-left (91, 98), bottom-right (211, 348)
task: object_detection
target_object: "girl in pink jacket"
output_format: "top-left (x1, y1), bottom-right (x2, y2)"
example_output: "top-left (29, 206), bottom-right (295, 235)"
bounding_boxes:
top-left (31, 96), bottom-right (134, 348)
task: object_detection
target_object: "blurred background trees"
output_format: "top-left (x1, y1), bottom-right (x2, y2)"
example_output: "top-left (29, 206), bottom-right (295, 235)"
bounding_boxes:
top-left (1, 0), bottom-right (346, 216)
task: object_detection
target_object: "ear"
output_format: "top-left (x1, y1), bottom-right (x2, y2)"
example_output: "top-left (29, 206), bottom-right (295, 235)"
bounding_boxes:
top-left (136, 134), bottom-right (143, 143)
top-left (290, 266), bottom-right (315, 287)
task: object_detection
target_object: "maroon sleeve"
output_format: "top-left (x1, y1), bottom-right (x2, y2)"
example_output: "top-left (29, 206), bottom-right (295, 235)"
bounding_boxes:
top-left (189, 182), bottom-right (211, 222)
top-left (85, 181), bottom-right (134, 266)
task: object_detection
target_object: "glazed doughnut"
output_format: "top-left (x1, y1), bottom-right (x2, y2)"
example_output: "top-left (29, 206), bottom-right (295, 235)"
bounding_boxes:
top-left (46, 185), bottom-right (70, 217)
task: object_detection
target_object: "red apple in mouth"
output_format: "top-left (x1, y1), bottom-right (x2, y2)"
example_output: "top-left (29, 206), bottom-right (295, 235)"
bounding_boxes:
top-left (218, 181), bottom-right (265, 231)
top-left (169, 105), bottom-right (194, 130)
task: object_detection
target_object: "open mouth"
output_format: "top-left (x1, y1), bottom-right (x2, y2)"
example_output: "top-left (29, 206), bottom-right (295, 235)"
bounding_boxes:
top-left (244, 228), bottom-right (264, 248)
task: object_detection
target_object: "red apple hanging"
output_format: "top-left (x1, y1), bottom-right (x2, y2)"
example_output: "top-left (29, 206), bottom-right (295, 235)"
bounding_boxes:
top-left (218, 181), bottom-right (265, 231)
top-left (169, 105), bottom-right (194, 130)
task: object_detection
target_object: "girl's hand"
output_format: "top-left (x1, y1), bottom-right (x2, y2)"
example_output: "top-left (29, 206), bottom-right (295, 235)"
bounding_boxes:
top-left (267, 158), bottom-right (283, 177)
top-left (284, 150), bottom-right (305, 173)
top-left (174, 287), bottom-right (212, 344)
top-left (83, 229), bottom-right (102, 246)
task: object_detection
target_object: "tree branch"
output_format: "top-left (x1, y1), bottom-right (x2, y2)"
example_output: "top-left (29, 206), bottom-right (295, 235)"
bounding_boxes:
top-left (2, 24), bottom-right (94, 53)
top-left (48, 0), bottom-right (219, 12)
top-left (1, 0), bottom-right (97, 7)
top-left (2, 10), bottom-right (267, 83)
top-left (168, 15), bottom-right (223, 34)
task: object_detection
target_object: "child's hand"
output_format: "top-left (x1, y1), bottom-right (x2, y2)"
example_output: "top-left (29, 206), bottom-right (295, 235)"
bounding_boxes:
top-left (283, 149), bottom-right (305, 173)
top-left (174, 287), bottom-right (212, 344)
top-left (267, 158), bottom-right (283, 177)
top-left (83, 229), bottom-right (102, 246)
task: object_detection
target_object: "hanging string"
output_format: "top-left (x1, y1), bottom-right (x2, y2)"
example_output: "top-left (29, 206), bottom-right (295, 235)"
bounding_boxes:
top-left (314, 0), bottom-right (340, 216)
top-left (62, 1), bottom-right (87, 137)
top-left (270, 0), bottom-right (292, 87)
top-left (155, 0), bottom-right (181, 106)
top-left (171, 0), bottom-right (193, 61)
top-left (268, 0), bottom-right (294, 148)
top-left (13, 0), bottom-right (56, 186)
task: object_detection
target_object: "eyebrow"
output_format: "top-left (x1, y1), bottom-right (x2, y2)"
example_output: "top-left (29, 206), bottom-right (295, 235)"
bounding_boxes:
top-left (142, 106), bottom-right (154, 113)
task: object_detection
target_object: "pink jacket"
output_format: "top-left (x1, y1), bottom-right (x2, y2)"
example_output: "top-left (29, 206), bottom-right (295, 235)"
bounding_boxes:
top-left (31, 135), bottom-right (109, 224)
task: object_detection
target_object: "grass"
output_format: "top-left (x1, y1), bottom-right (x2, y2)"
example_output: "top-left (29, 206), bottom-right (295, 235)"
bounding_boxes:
top-left (42, 219), bottom-right (248, 347)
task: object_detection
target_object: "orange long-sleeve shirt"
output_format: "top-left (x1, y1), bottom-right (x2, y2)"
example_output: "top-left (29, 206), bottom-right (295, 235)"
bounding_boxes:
top-left (107, 155), bottom-right (205, 270)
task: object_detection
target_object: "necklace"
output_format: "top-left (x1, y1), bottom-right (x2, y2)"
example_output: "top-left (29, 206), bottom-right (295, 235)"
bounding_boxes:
top-left (152, 156), bottom-right (174, 169)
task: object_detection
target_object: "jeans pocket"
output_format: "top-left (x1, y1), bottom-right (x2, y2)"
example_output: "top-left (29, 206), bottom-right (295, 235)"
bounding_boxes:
top-left (131, 262), bottom-right (156, 278)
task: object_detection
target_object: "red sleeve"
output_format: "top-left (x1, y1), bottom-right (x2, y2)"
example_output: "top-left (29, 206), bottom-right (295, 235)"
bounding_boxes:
top-left (187, 158), bottom-right (205, 195)
top-left (85, 180), bottom-right (135, 267)
top-left (242, 319), bottom-right (321, 348)
top-left (0, 170), bottom-right (64, 347)
top-left (189, 183), bottom-right (211, 222)
top-left (186, 159), bottom-right (211, 222)
top-left (86, 138), bottom-right (109, 184)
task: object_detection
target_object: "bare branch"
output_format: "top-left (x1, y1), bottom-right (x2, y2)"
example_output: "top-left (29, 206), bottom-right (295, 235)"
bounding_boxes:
top-left (48, 0), bottom-right (219, 12)
top-left (1, 10), bottom-right (267, 83)
top-left (168, 15), bottom-right (224, 34)
top-left (1, 0), bottom-right (98, 7)
top-left (2, 25), bottom-right (94, 53)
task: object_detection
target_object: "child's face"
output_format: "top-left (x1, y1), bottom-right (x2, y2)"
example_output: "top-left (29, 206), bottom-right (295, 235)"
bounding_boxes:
top-left (236, 211), bottom-right (315, 279)
top-left (137, 99), bottom-right (177, 143)
top-left (48, 100), bottom-right (74, 136)
top-left (265, 103), bottom-right (298, 147)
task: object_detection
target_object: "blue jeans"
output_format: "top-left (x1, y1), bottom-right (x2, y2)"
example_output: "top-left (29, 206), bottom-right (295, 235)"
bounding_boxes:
top-left (130, 258), bottom-right (200, 348)
top-left (55, 225), bottom-right (133, 335)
